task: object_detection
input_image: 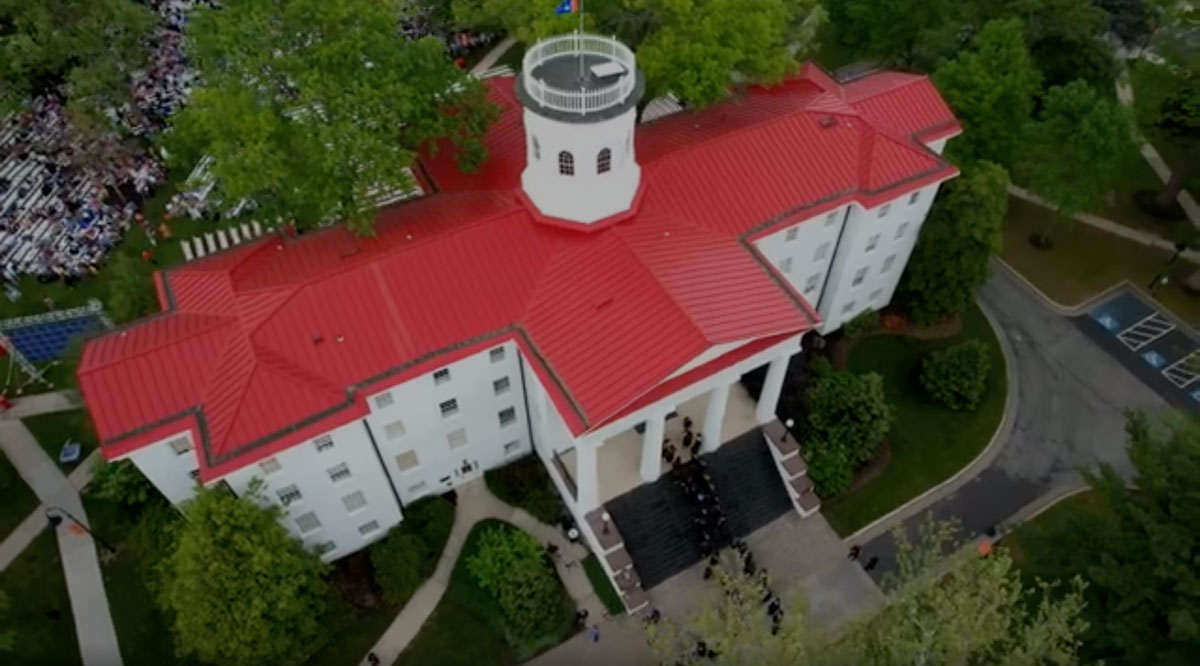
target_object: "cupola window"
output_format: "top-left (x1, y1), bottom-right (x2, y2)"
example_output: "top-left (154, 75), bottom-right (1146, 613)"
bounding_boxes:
top-left (558, 150), bottom-right (574, 175)
top-left (597, 148), bottom-right (611, 174)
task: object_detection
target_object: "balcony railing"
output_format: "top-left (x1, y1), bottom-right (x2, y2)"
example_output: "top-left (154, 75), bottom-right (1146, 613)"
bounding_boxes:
top-left (522, 32), bottom-right (637, 115)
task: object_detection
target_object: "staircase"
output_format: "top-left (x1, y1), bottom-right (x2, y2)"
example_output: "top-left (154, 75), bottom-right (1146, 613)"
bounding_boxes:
top-left (761, 420), bottom-right (821, 517)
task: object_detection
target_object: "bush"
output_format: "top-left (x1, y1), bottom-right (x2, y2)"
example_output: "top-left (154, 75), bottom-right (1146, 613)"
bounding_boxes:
top-left (87, 460), bottom-right (156, 508)
top-left (843, 310), bottom-right (880, 339)
top-left (920, 339), bottom-right (991, 411)
top-left (466, 525), bottom-right (568, 652)
top-left (803, 362), bottom-right (892, 497)
top-left (484, 456), bottom-right (565, 525)
top-left (369, 495), bottom-right (455, 607)
top-left (581, 554), bottom-right (624, 616)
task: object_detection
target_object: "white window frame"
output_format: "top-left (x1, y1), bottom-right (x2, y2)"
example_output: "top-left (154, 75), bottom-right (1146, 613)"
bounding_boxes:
top-left (882, 254), bottom-right (897, 274)
top-left (865, 234), bottom-right (879, 253)
top-left (447, 428), bottom-right (468, 450)
top-left (780, 257), bottom-right (793, 274)
top-left (277, 484), bottom-right (302, 506)
top-left (342, 490), bottom-right (368, 513)
top-left (373, 392), bottom-right (394, 409)
top-left (896, 222), bottom-right (909, 239)
top-left (804, 273), bottom-right (821, 294)
top-left (358, 520), bottom-right (380, 536)
top-left (490, 346), bottom-right (505, 363)
top-left (295, 511), bottom-right (321, 534)
top-left (433, 367), bottom-right (451, 385)
top-left (498, 407), bottom-right (517, 427)
top-left (852, 267), bottom-right (867, 287)
top-left (168, 436), bottom-right (192, 455)
top-left (784, 226), bottom-right (799, 242)
top-left (396, 450), bottom-right (420, 473)
top-left (503, 440), bottom-right (521, 456)
top-left (314, 435), bottom-right (334, 453)
top-left (814, 242), bottom-right (830, 261)
top-left (384, 419), bottom-right (406, 440)
top-left (259, 457), bottom-right (282, 475)
top-left (824, 211), bottom-right (838, 226)
top-left (908, 191), bottom-right (920, 205)
top-left (439, 398), bottom-right (459, 418)
top-left (493, 376), bottom-right (511, 396)
top-left (842, 300), bottom-right (857, 314)
top-left (878, 204), bottom-right (891, 218)
top-left (327, 462), bottom-right (351, 483)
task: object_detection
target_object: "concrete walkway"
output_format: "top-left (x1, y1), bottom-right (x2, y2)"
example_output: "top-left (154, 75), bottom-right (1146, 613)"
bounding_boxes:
top-left (0, 419), bottom-right (122, 666)
top-left (3, 389), bottom-right (81, 419)
top-left (0, 449), bottom-right (101, 570)
top-left (470, 36), bottom-right (517, 76)
top-left (359, 479), bottom-right (607, 666)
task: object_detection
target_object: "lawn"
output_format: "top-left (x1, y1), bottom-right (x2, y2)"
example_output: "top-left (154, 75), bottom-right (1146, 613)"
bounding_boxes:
top-left (582, 553), bottom-right (624, 617)
top-left (484, 455), bottom-right (566, 525)
top-left (495, 41), bottom-right (525, 72)
top-left (0, 450), bottom-right (38, 540)
top-left (24, 409), bottom-right (99, 474)
top-left (1001, 196), bottom-right (1200, 324)
top-left (822, 302), bottom-right (1007, 536)
top-left (0, 530), bottom-right (81, 665)
top-left (395, 519), bottom-right (577, 666)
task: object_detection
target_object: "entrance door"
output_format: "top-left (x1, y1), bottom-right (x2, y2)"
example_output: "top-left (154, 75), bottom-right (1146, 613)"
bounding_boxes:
top-left (453, 458), bottom-right (481, 484)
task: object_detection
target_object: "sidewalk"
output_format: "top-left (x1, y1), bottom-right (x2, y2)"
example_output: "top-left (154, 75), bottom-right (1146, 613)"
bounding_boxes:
top-left (359, 479), bottom-right (609, 665)
top-left (0, 420), bottom-right (121, 666)
top-left (470, 36), bottom-right (517, 76)
top-left (0, 449), bottom-right (103, 571)
top-left (3, 389), bottom-right (81, 419)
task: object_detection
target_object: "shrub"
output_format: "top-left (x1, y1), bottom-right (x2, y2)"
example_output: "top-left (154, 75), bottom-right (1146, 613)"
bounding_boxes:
top-left (803, 365), bottom-right (892, 496)
top-left (369, 495), bottom-right (455, 607)
top-left (484, 456), bottom-right (565, 525)
top-left (920, 338), bottom-right (991, 411)
top-left (843, 310), bottom-right (880, 339)
top-left (87, 459), bottom-right (156, 508)
top-left (466, 525), bottom-right (566, 651)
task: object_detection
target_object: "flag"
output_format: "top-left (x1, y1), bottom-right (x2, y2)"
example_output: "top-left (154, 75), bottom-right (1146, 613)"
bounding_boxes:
top-left (554, 0), bottom-right (579, 15)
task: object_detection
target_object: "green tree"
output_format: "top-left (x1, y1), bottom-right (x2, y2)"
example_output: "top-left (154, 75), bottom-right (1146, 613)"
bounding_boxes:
top-left (920, 338), bottom-right (991, 411)
top-left (1081, 411), bottom-right (1200, 662)
top-left (0, 0), bottom-right (155, 124)
top-left (802, 358), bottom-right (892, 496)
top-left (369, 495), bottom-right (455, 606)
top-left (158, 484), bottom-right (333, 666)
top-left (897, 161), bottom-right (1008, 323)
top-left (466, 524), bottom-right (567, 651)
top-left (825, 0), bottom-right (960, 68)
top-left (932, 19), bottom-right (1041, 169)
top-left (105, 253), bottom-right (159, 324)
top-left (1020, 80), bottom-right (1134, 246)
top-left (983, 0), bottom-right (1114, 89)
top-left (87, 459), bottom-right (156, 508)
top-left (168, 0), bottom-right (498, 235)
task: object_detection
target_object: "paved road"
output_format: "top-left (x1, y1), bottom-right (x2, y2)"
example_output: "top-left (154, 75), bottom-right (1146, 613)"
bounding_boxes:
top-left (858, 266), bottom-right (1167, 577)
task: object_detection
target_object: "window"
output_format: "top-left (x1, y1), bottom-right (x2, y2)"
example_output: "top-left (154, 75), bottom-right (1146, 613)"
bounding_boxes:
top-left (433, 367), bottom-right (450, 385)
top-left (384, 419), bottom-right (406, 440)
top-left (852, 267), bottom-right (867, 286)
top-left (597, 148), bottom-right (612, 174)
top-left (503, 440), bottom-right (521, 455)
top-left (908, 191), bottom-right (920, 205)
top-left (877, 204), bottom-right (890, 218)
top-left (358, 520), bottom-right (380, 536)
top-left (814, 242), bottom-right (830, 261)
top-left (314, 435), bottom-right (334, 452)
top-left (277, 484), bottom-right (302, 506)
top-left (396, 450), bottom-right (420, 472)
top-left (882, 254), bottom-right (897, 274)
top-left (780, 257), bottom-right (793, 274)
top-left (842, 301), bottom-right (857, 314)
top-left (558, 150), bottom-right (574, 175)
top-left (493, 376), bottom-right (511, 395)
top-left (896, 222), bottom-right (909, 239)
top-left (259, 457), bottom-right (282, 475)
top-left (499, 407), bottom-right (517, 427)
top-left (489, 346), bottom-right (505, 363)
top-left (342, 491), bottom-right (368, 513)
top-left (327, 463), bottom-right (351, 483)
top-left (168, 436), bottom-right (192, 455)
top-left (869, 288), bottom-right (883, 303)
top-left (784, 226), bottom-right (799, 242)
top-left (314, 541), bottom-right (336, 556)
top-left (188, 469), bottom-right (200, 482)
top-left (374, 392), bottom-right (393, 409)
top-left (447, 428), bottom-right (468, 450)
top-left (295, 511), bottom-right (321, 534)
top-left (824, 211), bottom-right (838, 226)
top-left (865, 234), bottom-right (879, 253)
top-left (439, 398), bottom-right (459, 418)
top-left (408, 481), bottom-right (428, 495)
top-left (532, 136), bottom-right (540, 161)
top-left (804, 272), bottom-right (821, 295)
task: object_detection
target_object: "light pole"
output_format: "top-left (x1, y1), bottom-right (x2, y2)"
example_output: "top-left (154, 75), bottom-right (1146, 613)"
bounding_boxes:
top-left (46, 506), bottom-right (116, 555)
top-left (782, 418), bottom-right (795, 445)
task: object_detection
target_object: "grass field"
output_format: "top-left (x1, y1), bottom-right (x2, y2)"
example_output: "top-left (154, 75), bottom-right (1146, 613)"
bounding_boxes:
top-left (823, 302), bottom-right (1007, 535)
top-left (0, 450), bottom-right (37, 540)
top-left (23, 409), bottom-right (98, 474)
top-left (0, 530), bottom-right (81, 665)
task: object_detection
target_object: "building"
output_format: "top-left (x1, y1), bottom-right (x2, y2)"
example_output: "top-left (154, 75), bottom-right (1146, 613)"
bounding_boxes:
top-left (78, 33), bottom-right (958, 605)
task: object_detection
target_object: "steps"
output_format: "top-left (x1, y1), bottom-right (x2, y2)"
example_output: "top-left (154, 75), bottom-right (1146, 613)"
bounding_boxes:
top-left (762, 420), bottom-right (821, 517)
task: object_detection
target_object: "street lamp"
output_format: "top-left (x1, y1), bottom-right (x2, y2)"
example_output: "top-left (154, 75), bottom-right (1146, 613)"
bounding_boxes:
top-left (782, 418), bottom-right (795, 444)
top-left (46, 506), bottom-right (116, 555)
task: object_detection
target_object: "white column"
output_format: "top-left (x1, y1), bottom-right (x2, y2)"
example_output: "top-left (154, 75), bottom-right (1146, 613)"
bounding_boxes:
top-left (755, 354), bottom-right (791, 424)
top-left (701, 382), bottom-right (730, 453)
top-left (640, 411), bottom-right (666, 482)
top-left (576, 442), bottom-right (598, 510)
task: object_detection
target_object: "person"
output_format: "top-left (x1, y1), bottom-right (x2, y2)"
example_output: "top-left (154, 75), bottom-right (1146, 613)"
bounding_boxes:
top-left (588, 624), bottom-right (600, 643)
top-left (647, 608), bottom-right (662, 623)
top-left (366, 652), bottom-right (380, 666)
top-left (575, 609), bottom-right (589, 628)
top-left (546, 542), bottom-right (560, 559)
top-left (847, 544), bottom-right (862, 560)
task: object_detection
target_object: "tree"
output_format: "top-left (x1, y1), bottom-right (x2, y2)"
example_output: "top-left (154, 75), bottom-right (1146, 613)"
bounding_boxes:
top-left (896, 161), bottom-right (1008, 323)
top-left (981, 0), bottom-right (1114, 89)
top-left (802, 358), bottom-right (892, 496)
top-left (933, 19), bottom-right (1041, 169)
top-left (647, 519), bottom-right (1088, 666)
top-left (828, 0), bottom-right (958, 68)
top-left (168, 0), bottom-right (498, 235)
top-left (87, 459), bottom-right (156, 508)
top-left (1094, 0), bottom-right (1154, 47)
top-left (466, 523), bottom-right (568, 651)
top-left (105, 252), bottom-right (159, 324)
top-left (452, 0), bottom-right (825, 110)
top-left (0, 0), bottom-right (155, 125)
top-left (369, 494), bottom-right (455, 607)
top-left (1020, 80), bottom-right (1134, 247)
top-left (920, 338), bottom-right (991, 411)
top-left (1080, 411), bottom-right (1200, 663)
top-left (158, 484), bottom-right (333, 666)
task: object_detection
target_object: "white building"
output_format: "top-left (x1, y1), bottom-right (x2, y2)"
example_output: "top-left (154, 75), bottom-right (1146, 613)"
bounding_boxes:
top-left (79, 33), bottom-right (959, 606)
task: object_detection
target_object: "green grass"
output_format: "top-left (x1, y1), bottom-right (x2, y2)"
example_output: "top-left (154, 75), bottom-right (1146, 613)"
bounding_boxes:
top-left (822, 302), bottom-right (1007, 535)
top-left (1003, 490), bottom-right (1108, 577)
top-left (581, 554), bottom-right (624, 617)
top-left (0, 530), bottom-right (81, 665)
top-left (395, 519), bottom-right (576, 666)
top-left (484, 455), bottom-right (566, 525)
top-left (0, 450), bottom-right (38, 540)
top-left (1127, 60), bottom-right (1200, 201)
top-left (304, 601), bottom-right (399, 666)
top-left (1001, 196), bottom-right (1200, 325)
top-left (24, 410), bottom-right (98, 474)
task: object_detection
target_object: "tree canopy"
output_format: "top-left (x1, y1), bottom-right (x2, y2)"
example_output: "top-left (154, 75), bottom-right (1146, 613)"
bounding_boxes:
top-left (166, 0), bottom-right (498, 235)
top-left (981, 0), bottom-right (1114, 89)
top-left (825, 0), bottom-right (959, 69)
top-left (897, 161), bottom-right (1008, 323)
top-left (105, 252), bottom-right (160, 324)
top-left (802, 358), bottom-right (892, 496)
top-left (0, 0), bottom-right (155, 124)
top-left (158, 484), bottom-right (333, 666)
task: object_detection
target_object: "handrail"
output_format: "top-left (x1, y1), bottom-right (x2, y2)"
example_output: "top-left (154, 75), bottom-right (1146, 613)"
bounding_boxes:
top-left (521, 32), bottom-right (637, 115)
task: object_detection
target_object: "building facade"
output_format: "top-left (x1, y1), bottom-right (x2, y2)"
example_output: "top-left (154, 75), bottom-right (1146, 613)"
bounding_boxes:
top-left (79, 33), bottom-right (959, 567)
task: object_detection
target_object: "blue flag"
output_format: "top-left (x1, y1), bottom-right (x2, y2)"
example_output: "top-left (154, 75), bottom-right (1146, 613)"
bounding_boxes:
top-left (554, 0), bottom-right (579, 15)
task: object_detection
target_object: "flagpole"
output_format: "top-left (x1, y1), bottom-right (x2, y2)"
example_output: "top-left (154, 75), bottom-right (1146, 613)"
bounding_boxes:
top-left (578, 0), bottom-right (585, 81)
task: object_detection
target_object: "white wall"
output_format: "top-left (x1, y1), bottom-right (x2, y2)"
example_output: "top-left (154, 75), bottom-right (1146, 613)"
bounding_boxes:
top-left (221, 417), bottom-right (403, 562)
top-left (122, 430), bottom-right (200, 506)
top-left (363, 340), bottom-right (531, 506)
top-left (754, 204), bottom-right (849, 311)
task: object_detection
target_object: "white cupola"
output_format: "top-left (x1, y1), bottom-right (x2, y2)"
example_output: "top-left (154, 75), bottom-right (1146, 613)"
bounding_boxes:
top-left (516, 32), bottom-right (645, 226)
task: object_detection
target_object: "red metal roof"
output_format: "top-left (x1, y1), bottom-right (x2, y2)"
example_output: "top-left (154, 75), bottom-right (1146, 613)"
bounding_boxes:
top-left (79, 64), bottom-right (958, 479)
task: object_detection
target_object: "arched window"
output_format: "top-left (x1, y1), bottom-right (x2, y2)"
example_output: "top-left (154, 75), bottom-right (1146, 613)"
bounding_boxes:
top-left (532, 136), bottom-right (540, 161)
top-left (596, 148), bottom-right (612, 174)
top-left (558, 150), bottom-right (574, 176)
